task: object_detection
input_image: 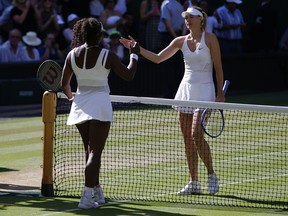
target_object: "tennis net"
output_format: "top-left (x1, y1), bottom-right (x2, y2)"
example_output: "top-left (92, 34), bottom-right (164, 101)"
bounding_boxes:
top-left (42, 92), bottom-right (288, 209)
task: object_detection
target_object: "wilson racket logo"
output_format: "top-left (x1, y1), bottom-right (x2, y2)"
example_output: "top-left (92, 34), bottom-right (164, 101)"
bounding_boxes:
top-left (42, 66), bottom-right (59, 84)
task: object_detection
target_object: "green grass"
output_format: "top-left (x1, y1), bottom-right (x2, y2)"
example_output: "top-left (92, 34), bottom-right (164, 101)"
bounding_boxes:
top-left (226, 90), bottom-right (288, 106)
top-left (0, 91), bottom-right (288, 215)
top-left (52, 94), bottom-right (287, 208)
top-left (0, 195), bottom-right (287, 216)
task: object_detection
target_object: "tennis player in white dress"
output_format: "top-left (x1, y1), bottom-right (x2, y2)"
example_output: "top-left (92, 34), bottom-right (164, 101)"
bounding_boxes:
top-left (120, 6), bottom-right (225, 195)
top-left (61, 17), bottom-right (139, 209)
top-left (174, 31), bottom-right (215, 113)
top-left (67, 45), bottom-right (113, 125)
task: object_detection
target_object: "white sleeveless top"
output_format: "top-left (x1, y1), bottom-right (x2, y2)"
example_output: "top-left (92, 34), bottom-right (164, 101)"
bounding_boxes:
top-left (71, 44), bottom-right (109, 87)
top-left (174, 32), bottom-right (215, 113)
top-left (67, 45), bottom-right (113, 125)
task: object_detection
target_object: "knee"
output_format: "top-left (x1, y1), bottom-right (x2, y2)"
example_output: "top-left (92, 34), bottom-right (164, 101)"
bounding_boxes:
top-left (191, 130), bottom-right (204, 142)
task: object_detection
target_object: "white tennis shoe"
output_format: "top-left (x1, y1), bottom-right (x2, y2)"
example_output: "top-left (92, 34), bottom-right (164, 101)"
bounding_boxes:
top-left (78, 191), bottom-right (99, 209)
top-left (208, 173), bottom-right (219, 195)
top-left (178, 181), bottom-right (203, 195)
top-left (94, 186), bottom-right (105, 204)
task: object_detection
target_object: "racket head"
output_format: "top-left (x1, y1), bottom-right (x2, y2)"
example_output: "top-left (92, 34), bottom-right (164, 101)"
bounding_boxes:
top-left (37, 60), bottom-right (62, 92)
top-left (201, 108), bottom-right (225, 138)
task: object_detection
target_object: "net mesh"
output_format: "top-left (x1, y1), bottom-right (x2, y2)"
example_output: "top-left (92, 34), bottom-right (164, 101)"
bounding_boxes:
top-left (52, 94), bottom-right (288, 208)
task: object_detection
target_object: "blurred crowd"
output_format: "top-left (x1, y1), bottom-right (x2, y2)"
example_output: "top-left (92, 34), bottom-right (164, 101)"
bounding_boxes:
top-left (0, 0), bottom-right (287, 63)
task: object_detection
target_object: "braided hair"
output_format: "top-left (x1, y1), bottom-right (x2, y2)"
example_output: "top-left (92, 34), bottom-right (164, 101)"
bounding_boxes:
top-left (71, 17), bottom-right (103, 48)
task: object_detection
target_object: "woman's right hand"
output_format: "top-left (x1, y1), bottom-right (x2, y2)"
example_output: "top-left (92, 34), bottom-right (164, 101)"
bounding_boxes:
top-left (119, 35), bottom-right (136, 49)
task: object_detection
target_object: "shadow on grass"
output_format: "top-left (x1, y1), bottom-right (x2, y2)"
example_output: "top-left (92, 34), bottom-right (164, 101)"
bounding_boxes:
top-left (215, 194), bottom-right (288, 208)
top-left (0, 194), bottom-right (197, 216)
top-left (0, 167), bottom-right (18, 173)
top-left (0, 183), bottom-right (39, 191)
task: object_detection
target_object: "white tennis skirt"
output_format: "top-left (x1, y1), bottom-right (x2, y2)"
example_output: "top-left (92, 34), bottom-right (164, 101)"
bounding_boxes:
top-left (67, 86), bottom-right (113, 125)
top-left (173, 82), bottom-right (215, 114)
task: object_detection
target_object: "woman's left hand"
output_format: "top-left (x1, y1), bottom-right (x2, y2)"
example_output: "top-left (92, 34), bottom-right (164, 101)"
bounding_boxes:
top-left (216, 93), bottom-right (225, 103)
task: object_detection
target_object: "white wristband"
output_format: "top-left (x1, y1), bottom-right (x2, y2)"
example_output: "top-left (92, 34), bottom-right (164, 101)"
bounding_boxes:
top-left (68, 96), bottom-right (74, 101)
top-left (130, 53), bottom-right (138, 61)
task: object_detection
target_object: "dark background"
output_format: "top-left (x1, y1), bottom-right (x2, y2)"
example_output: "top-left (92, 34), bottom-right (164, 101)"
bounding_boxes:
top-left (0, 0), bottom-right (288, 105)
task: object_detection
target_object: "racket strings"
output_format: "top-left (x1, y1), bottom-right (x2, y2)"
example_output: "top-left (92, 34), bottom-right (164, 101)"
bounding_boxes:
top-left (202, 109), bottom-right (224, 137)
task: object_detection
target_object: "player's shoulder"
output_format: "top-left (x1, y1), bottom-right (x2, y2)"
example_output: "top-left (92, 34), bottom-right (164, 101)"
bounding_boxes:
top-left (173, 35), bottom-right (186, 47)
top-left (204, 32), bottom-right (219, 49)
top-left (205, 32), bottom-right (218, 42)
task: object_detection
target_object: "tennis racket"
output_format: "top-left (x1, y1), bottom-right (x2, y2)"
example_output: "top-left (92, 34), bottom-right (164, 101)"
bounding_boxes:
top-left (37, 60), bottom-right (62, 92)
top-left (200, 80), bottom-right (230, 138)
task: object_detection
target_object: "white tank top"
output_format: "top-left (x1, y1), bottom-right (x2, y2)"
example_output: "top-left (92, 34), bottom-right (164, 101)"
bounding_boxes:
top-left (70, 45), bottom-right (110, 87)
top-left (181, 32), bottom-right (213, 84)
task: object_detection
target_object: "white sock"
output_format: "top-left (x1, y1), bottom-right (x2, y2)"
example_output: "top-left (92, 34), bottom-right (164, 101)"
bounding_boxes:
top-left (84, 186), bottom-right (93, 196)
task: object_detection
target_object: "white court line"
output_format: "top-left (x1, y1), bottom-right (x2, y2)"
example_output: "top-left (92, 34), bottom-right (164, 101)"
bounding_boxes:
top-left (130, 172), bottom-right (288, 200)
top-left (102, 149), bottom-right (288, 200)
top-left (104, 149), bottom-right (288, 184)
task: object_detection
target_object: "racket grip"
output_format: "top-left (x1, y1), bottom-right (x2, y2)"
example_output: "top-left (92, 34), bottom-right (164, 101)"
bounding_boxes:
top-left (222, 80), bottom-right (230, 95)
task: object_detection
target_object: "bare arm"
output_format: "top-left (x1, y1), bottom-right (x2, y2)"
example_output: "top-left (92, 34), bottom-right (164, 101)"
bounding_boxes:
top-left (120, 36), bottom-right (183, 64)
top-left (107, 51), bottom-right (138, 81)
top-left (12, 3), bottom-right (29, 24)
top-left (106, 42), bottom-right (139, 81)
top-left (206, 33), bottom-right (225, 102)
top-left (61, 52), bottom-right (74, 100)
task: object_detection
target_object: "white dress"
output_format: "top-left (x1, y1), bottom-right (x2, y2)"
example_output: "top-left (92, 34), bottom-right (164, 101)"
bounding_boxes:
top-left (67, 45), bottom-right (113, 125)
top-left (174, 32), bottom-right (215, 113)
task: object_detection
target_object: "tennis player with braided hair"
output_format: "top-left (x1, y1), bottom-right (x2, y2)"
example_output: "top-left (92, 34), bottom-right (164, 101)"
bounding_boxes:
top-left (120, 6), bottom-right (224, 195)
top-left (61, 17), bottom-right (139, 209)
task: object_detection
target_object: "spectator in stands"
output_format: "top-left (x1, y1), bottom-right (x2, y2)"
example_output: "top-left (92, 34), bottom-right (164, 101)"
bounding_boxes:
top-left (157, 0), bottom-right (184, 98)
top-left (0, 28), bottom-right (26, 62)
top-left (114, 0), bottom-right (127, 16)
top-left (249, 0), bottom-right (277, 52)
top-left (37, 0), bottom-right (61, 40)
top-left (158, 0), bottom-right (184, 49)
top-left (124, 0), bottom-right (141, 41)
top-left (181, 0), bottom-right (197, 8)
top-left (120, 5), bottom-right (224, 195)
top-left (38, 32), bottom-right (64, 61)
top-left (89, 0), bottom-right (105, 19)
top-left (61, 17), bottom-right (139, 209)
top-left (139, 0), bottom-right (161, 52)
top-left (99, 29), bottom-right (110, 49)
top-left (62, 13), bottom-right (79, 47)
top-left (120, 12), bottom-right (134, 41)
top-left (109, 30), bottom-right (124, 59)
top-left (279, 27), bottom-right (288, 51)
top-left (0, 0), bottom-right (12, 14)
top-left (22, 31), bottom-right (41, 61)
top-left (57, 0), bottom-right (90, 22)
top-left (213, 0), bottom-right (246, 55)
top-left (99, 0), bottom-right (126, 35)
top-left (10, 0), bottom-right (41, 35)
top-left (198, 0), bottom-right (222, 33)
top-left (0, 0), bottom-right (12, 43)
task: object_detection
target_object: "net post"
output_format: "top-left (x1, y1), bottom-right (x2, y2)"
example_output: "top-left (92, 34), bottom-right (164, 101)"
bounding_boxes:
top-left (41, 91), bottom-right (57, 197)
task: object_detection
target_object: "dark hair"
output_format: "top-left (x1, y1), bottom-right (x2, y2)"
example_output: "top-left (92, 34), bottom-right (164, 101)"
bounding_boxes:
top-left (71, 17), bottom-right (103, 48)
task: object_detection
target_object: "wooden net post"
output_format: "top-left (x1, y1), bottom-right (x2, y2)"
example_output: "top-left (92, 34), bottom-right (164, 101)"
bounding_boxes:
top-left (41, 91), bottom-right (57, 196)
